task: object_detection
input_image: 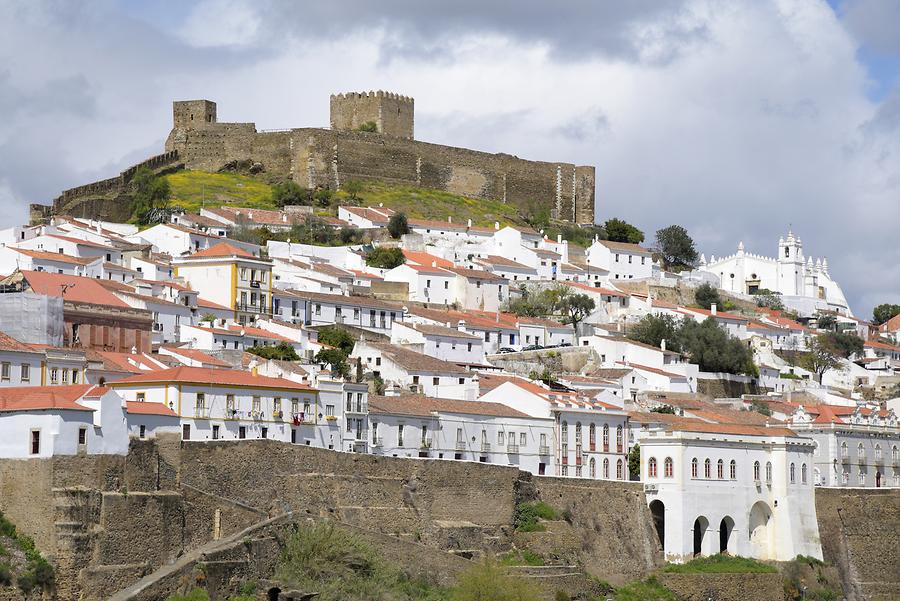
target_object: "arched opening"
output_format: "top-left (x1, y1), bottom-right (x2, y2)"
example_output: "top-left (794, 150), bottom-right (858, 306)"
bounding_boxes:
top-left (719, 516), bottom-right (735, 554)
top-left (267, 587), bottom-right (281, 601)
top-left (649, 500), bottom-right (665, 549)
top-left (749, 501), bottom-right (774, 559)
top-left (692, 516), bottom-right (709, 557)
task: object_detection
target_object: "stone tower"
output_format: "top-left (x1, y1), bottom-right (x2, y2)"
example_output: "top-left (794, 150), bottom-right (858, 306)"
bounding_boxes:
top-left (330, 91), bottom-right (414, 139)
top-left (173, 99), bottom-right (217, 129)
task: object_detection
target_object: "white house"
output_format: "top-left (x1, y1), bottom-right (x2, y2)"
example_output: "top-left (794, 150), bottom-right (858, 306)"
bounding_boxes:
top-left (295, 291), bottom-right (404, 335)
top-left (351, 341), bottom-right (476, 400)
top-left (586, 239), bottom-right (654, 281)
top-left (390, 321), bottom-right (486, 365)
top-left (384, 262), bottom-right (457, 306)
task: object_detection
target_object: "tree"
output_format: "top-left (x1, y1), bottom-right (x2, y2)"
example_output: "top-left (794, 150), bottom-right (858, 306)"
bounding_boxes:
top-left (247, 342), bottom-right (300, 361)
top-left (650, 405), bottom-right (676, 414)
top-left (313, 188), bottom-right (334, 207)
top-left (655, 225), bottom-right (699, 272)
top-left (816, 314), bottom-right (837, 332)
top-left (627, 314), bottom-right (682, 352)
top-left (342, 179), bottom-right (363, 200)
top-left (627, 443), bottom-right (641, 480)
top-left (679, 318), bottom-right (757, 376)
top-left (271, 181), bottom-right (310, 207)
top-left (820, 331), bottom-right (864, 359)
top-left (754, 290), bottom-right (784, 311)
top-left (873, 303), bottom-right (900, 325)
top-left (693, 283), bottom-right (723, 310)
top-left (603, 218), bottom-right (644, 244)
top-left (130, 167), bottom-right (171, 224)
top-left (387, 212), bottom-right (409, 239)
top-left (316, 326), bottom-right (356, 354)
top-left (799, 335), bottom-right (845, 384)
top-left (559, 293), bottom-right (594, 337)
top-left (365, 247), bottom-right (405, 269)
top-left (315, 348), bottom-right (350, 379)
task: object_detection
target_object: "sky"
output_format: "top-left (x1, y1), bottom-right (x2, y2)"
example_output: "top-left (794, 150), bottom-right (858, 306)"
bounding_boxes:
top-left (0, 0), bottom-right (898, 318)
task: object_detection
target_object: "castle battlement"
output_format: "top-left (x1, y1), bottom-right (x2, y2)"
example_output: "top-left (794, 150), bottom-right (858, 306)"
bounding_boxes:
top-left (331, 90), bottom-right (414, 103)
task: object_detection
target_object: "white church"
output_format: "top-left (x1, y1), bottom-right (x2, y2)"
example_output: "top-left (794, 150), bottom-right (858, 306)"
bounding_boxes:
top-left (699, 230), bottom-right (852, 317)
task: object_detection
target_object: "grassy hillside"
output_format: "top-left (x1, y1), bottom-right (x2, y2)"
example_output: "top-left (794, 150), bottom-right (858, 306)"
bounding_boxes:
top-left (162, 170), bottom-right (526, 229)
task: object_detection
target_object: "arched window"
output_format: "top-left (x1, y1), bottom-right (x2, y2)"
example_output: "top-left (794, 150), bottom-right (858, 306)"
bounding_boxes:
top-left (857, 443), bottom-right (865, 458)
top-left (841, 442), bottom-right (848, 458)
top-left (589, 457), bottom-right (596, 478)
top-left (602, 424), bottom-right (609, 452)
top-left (765, 461), bottom-right (773, 483)
top-left (704, 458), bottom-right (711, 479)
top-left (561, 421), bottom-right (568, 440)
top-left (616, 458), bottom-right (623, 480)
top-left (603, 457), bottom-right (609, 479)
top-left (729, 459), bottom-right (736, 480)
top-left (616, 425), bottom-right (623, 452)
top-left (801, 463), bottom-right (808, 484)
top-left (753, 461), bottom-right (761, 481)
top-left (648, 457), bottom-right (658, 478)
top-left (717, 459), bottom-right (724, 479)
top-left (893, 445), bottom-right (899, 461)
top-left (691, 458), bottom-right (699, 478)
top-left (589, 423), bottom-right (596, 451)
top-left (874, 444), bottom-right (882, 460)
top-left (575, 422), bottom-right (582, 444)
top-left (664, 457), bottom-right (673, 478)
top-left (790, 463), bottom-right (796, 483)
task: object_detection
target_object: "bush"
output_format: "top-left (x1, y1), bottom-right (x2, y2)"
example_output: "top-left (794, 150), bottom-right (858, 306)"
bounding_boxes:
top-left (662, 554), bottom-right (777, 574)
top-left (165, 590), bottom-right (210, 601)
top-left (498, 549), bottom-right (545, 566)
top-left (603, 218), bottom-right (644, 244)
top-left (451, 559), bottom-right (539, 601)
top-left (247, 342), bottom-right (300, 361)
top-left (515, 501), bottom-right (559, 532)
top-left (387, 212), bottom-right (410, 239)
top-left (0, 563), bottom-right (11, 586)
top-left (316, 326), bottom-right (356, 355)
top-left (614, 576), bottom-right (678, 601)
top-left (694, 283), bottom-right (723, 310)
top-left (271, 181), bottom-right (310, 207)
top-left (366, 247), bottom-right (406, 269)
top-left (357, 121), bottom-right (378, 133)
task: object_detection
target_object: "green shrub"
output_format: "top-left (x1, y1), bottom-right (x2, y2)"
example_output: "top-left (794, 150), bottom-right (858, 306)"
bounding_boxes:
top-left (165, 590), bottom-right (210, 601)
top-left (662, 554), bottom-right (777, 574)
top-left (0, 563), bottom-right (11, 586)
top-left (614, 576), bottom-right (678, 601)
top-left (515, 501), bottom-right (559, 532)
top-left (450, 559), bottom-right (538, 601)
top-left (357, 121), bottom-right (378, 133)
top-left (0, 512), bottom-right (16, 538)
top-left (365, 246), bottom-right (406, 269)
top-left (498, 549), bottom-right (545, 566)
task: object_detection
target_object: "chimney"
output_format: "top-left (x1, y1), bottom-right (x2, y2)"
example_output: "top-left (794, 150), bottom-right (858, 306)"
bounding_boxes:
top-left (494, 222), bottom-right (500, 230)
top-left (448, 216), bottom-right (452, 223)
top-left (661, 339), bottom-right (666, 352)
top-left (557, 234), bottom-right (562, 244)
top-left (467, 219), bottom-right (472, 228)
top-left (457, 320), bottom-right (466, 332)
top-left (431, 261), bottom-right (437, 268)
top-left (710, 303), bottom-right (718, 316)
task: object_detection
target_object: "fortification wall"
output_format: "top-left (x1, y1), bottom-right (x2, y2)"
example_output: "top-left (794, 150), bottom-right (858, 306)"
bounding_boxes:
top-left (815, 488), bottom-right (900, 601)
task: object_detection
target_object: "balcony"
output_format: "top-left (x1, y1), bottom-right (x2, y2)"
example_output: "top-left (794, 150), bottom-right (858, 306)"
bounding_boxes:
top-left (194, 406), bottom-right (210, 419)
top-left (841, 452), bottom-right (850, 463)
top-left (857, 454), bottom-right (866, 465)
top-left (506, 443), bottom-right (520, 454)
top-left (345, 403), bottom-right (368, 414)
top-left (272, 410), bottom-right (284, 421)
top-left (456, 441), bottom-right (467, 451)
top-left (480, 442), bottom-right (491, 453)
top-left (538, 445), bottom-right (550, 456)
top-left (234, 302), bottom-right (273, 314)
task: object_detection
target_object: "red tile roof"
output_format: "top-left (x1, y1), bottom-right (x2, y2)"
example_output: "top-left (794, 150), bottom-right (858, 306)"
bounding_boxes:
top-left (125, 401), bottom-right (179, 416)
top-left (189, 242), bottom-right (256, 259)
top-left (13, 249), bottom-right (98, 266)
top-left (0, 332), bottom-right (41, 353)
top-left (19, 271), bottom-right (131, 308)
top-left (402, 250), bottom-right (454, 268)
top-left (159, 346), bottom-right (232, 367)
top-left (0, 384), bottom-right (96, 412)
top-left (110, 366), bottom-right (314, 390)
top-left (369, 394), bottom-right (530, 418)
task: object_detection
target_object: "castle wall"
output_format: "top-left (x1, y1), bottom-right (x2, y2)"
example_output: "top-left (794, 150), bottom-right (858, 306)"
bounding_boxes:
top-left (330, 91), bottom-right (414, 139)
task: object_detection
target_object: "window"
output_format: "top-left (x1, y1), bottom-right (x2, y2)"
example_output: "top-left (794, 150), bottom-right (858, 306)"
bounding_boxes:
top-left (616, 425), bottom-right (623, 452)
top-left (575, 422), bottom-right (582, 444)
top-left (182, 424), bottom-right (190, 440)
top-left (691, 457), bottom-right (699, 478)
top-left (765, 461), bottom-right (773, 483)
top-left (261, 427), bottom-right (268, 439)
top-left (443, 281), bottom-right (448, 289)
top-left (603, 458), bottom-right (609, 478)
top-left (325, 405), bottom-right (335, 417)
top-left (432, 376), bottom-right (439, 386)
top-left (20, 364), bottom-right (29, 382)
top-left (841, 442), bottom-right (848, 457)
top-left (875, 444), bottom-right (882, 460)
top-left (226, 395), bottom-right (235, 415)
top-left (704, 458), bottom-right (711, 479)
top-left (398, 424), bottom-right (405, 447)
top-left (589, 423), bottom-right (596, 451)
top-left (78, 427), bottom-right (87, 446)
top-left (212, 425), bottom-right (220, 440)
top-left (520, 432), bottom-right (526, 446)
top-left (615, 253), bottom-right (620, 262)
top-left (801, 463), bottom-right (808, 484)
top-left (71, 369), bottom-right (79, 384)
top-left (648, 457), bottom-right (658, 478)
top-left (729, 460), bottom-right (736, 480)
top-left (616, 459), bottom-right (623, 480)
top-left (0, 362), bottom-right (9, 381)
top-left (252, 396), bottom-right (261, 413)
top-left (602, 424), bottom-right (609, 452)
top-left (790, 463), bottom-right (796, 483)
top-left (139, 425), bottom-right (146, 439)
top-left (717, 459), bottom-right (724, 479)
top-left (893, 446), bottom-right (899, 461)
top-left (61, 369), bottom-right (69, 384)
top-left (753, 461), bottom-right (761, 481)
top-left (239, 426), bottom-right (246, 439)
top-left (664, 457), bottom-right (673, 478)
top-left (137, 392), bottom-right (146, 403)
top-left (498, 431), bottom-right (505, 444)
top-left (858, 443), bottom-right (865, 458)
top-left (561, 421), bottom-right (568, 441)
top-left (30, 430), bottom-right (40, 455)
top-left (50, 368), bottom-right (59, 384)
top-left (273, 397), bottom-right (282, 415)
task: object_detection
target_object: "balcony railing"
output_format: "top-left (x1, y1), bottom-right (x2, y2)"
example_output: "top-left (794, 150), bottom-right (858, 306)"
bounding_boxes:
top-left (234, 302), bottom-right (273, 314)
top-left (194, 406), bottom-right (210, 419)
top-left (345, 403), bottom-right (368, 414)
top-left (538, 445), bottom-right (550, 455)
top-left (456, 441), bottom-right (467, 451)
top-left (480, 442), bottom-right (491, 453)
top-left (507, 443), bottom-right (519, 454)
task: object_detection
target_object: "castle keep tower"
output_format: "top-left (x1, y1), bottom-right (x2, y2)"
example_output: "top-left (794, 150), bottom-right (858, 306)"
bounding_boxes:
top-left (173, 100), bottom-right (217, 128)
top-left (330, 91), bottom-right (414, 139)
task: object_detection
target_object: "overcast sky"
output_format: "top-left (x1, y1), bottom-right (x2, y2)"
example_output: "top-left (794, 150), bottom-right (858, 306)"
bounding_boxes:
top-left (1, 0), bottom-right (898, 317)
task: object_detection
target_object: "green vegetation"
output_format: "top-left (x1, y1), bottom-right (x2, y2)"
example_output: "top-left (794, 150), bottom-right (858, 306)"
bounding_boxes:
top-left (873, 303), bottom-right (900, 325)
top-left (130, 166), bottom-right (173, 225)
top-left (515, 501), bottom-right (559, 532)
top-left (655, 225), bottom-right (699, 272)
top-left (694, 282), bottom-right (722, 310)
top-left (604, 218), bottom-right (644, 244)
top-left (498, 549), bottom-right (545, 566)
top-left (274, 522), bottom-right (450, 601)
top-left (816, 313), bottom-right (837, 332)
top-left (388, 212), bottom-right (410, 239)
top-left (749, 400), bottom-right (773, 416)
top-left (247, 342), bottom-right (300, 361)
top-left (366, 246), bottom-right (406, 269)
top-left (800, 332), bottom-right (864, 383)
top-left (754, 289), bottom-right (784, 310)
top-left (357, 121), bottom-right (378, 133)
top-left (662, 554), bottom-right (777, 574)
top-left (0, 510), bottom-right (54, 594)
top-left (451, 559), bottom-right (538, 601)
top-left (0, 563), bottom-right (11, 586)
top-left (650, 405), bottom-right (676, 414)
top-left (317, 326), bottom-right (356, 354)
top-left (627, 443), bottom-right (641, 480)
top-left (505, 285), bottom-right (593, 331)
top-left (628, 314), bottom-right (757, 376)
top-left (613, 576), bottom-right (678, 601)
top-left (315, 348), bottom-right (351, 379)
top-left (164, 170), bottom-right (277, 212)
top-left (271, 180), bottom-right (310, 207)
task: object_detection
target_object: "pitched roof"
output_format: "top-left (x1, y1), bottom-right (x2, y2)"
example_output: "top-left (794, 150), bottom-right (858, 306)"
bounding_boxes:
top-left (13, 248), bottom-right (98, 266)
top-left (18, 271), bottom-right (131, 308)
top-left (125, 401), bottom-right (178, 417)
top-left (616, 361), bottom-right (687, 379)
top-left (0, 384), bottom-right (96, 412)
top-left (474, 255), bottom-right (534, 270)
top-left (291, 290), bottom-right (403, 311)
top-left (444, 266), bottom-right (508, 282)
top-left (188, 242), bottom-right (256, 259)
top-left (596, 240), bottom-right (652, 254)
top-left (0, 332), bottom-right (41, 353)
top-left (403, 322), bottom-right (482, 339)
top-left (367, 343), bottom-right (469, 374)
top-left (159, 346), bottom-right (232, 367)
top-left (402, 250), bottom-right (454, 269)
top-left (110, 366), bottom-right (315, 390)
top-left (369, 394), bottom-right (530, 418)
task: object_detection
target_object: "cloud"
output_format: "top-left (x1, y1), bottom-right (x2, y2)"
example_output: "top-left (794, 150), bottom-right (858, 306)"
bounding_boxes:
top-left (0, 0), bottom-right (898, 317)
top-left (840, 0), bottom-right (900, 55)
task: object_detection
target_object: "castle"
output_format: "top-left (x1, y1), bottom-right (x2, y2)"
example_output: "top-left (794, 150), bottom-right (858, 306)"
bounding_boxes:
top-left (163, 91), bottom-right (595, 224)
top-left (699, 229), bottom-right (853, 316)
